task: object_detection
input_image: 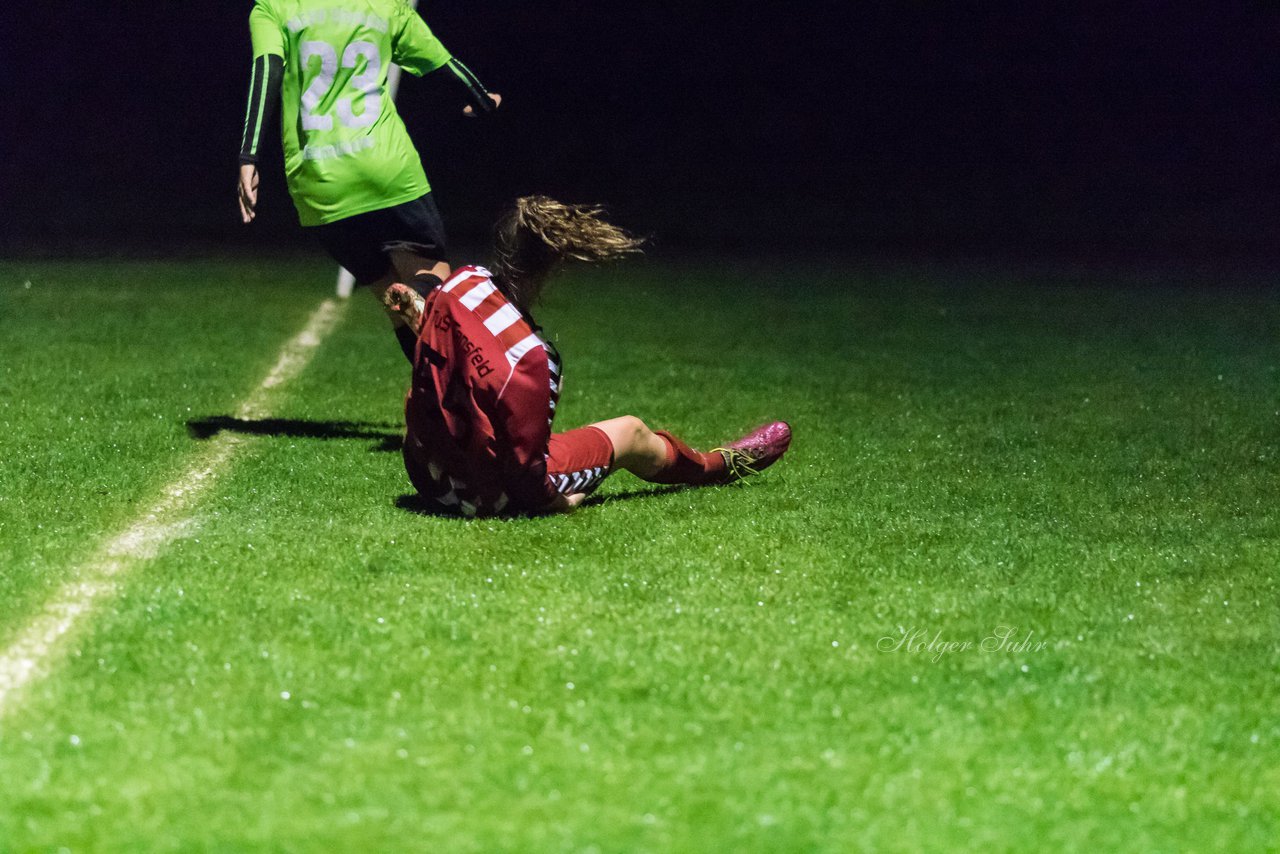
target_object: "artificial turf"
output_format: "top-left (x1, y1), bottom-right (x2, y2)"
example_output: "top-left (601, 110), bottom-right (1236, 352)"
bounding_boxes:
top-left (0, 257), bottom-right (1277, 851)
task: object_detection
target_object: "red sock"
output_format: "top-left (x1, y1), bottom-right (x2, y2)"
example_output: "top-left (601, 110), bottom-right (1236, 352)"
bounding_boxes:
top-left (649, 431), bottom-right (726, 485)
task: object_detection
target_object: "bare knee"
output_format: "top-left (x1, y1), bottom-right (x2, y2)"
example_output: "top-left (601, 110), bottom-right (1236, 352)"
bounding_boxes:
top-left (619, 415), bottom-right (649, 446)
top-left (592, 415), bottom-right (666, 475)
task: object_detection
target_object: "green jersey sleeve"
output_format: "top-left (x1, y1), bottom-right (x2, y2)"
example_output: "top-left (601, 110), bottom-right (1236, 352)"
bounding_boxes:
top-left (392, 8), bottom-right (453, 76)
top-left (248, 3), bottom-right (285, 58)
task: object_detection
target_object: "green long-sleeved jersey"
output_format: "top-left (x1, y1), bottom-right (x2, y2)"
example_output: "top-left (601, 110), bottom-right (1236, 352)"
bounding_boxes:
top-left (243, 0), bottom-right (455, 226)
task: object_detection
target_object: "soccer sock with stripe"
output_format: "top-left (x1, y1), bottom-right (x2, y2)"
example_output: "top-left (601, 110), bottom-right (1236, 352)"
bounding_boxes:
top-left (648, 431), bottom-right (727, 485)
top-left (394, 325), bottom-right (418, 363)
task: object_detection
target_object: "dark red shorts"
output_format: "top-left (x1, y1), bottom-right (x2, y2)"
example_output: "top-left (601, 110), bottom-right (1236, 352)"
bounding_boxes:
top-left (546, 426), bottom-right (614, 496)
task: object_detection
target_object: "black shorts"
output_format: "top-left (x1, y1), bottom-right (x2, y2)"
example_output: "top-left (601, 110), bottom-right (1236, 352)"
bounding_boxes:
top-left (312, 193), bottom-right (449, 286)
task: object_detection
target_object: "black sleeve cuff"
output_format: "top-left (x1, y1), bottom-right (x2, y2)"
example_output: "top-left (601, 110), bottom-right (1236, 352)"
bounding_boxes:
top-left (439, 58), bottom-right (495, 114)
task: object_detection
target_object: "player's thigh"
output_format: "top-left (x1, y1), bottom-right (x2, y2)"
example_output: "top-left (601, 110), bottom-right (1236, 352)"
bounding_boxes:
top-left (387, 193), bottom-right (449, 261)
top-left (376, 193), bottom-right (451, 277)
top-left (311, 193), bottom-right (450, 287)
top-left (546, 426), bottom-right (615, 495)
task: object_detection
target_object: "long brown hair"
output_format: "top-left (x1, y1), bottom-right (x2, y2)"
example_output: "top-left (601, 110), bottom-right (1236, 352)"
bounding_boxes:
top-left (491, 196), bottom-right (644, 310)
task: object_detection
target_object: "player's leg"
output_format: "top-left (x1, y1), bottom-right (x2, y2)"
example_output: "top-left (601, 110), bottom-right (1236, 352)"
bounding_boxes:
top-left (380, 193), bottom-right (451, 283)
top-left (313, 193), bottom-right (451, 287)
top-left (587, 416), bottom-right (670, 479)
top-left (367, 196), bottom-right (452, 361)
top-left (592, 415), bottom-right (792, 486)
top-left (592, 416), bottom-right (722, 484)
top-left (312, 194), bottom-right (452, 362)
top-left (545, 426), bottom-right (617, 498)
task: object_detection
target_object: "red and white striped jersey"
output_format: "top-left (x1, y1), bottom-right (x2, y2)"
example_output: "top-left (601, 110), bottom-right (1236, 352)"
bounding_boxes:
top-left (403, 266), bottom-right (563, 516)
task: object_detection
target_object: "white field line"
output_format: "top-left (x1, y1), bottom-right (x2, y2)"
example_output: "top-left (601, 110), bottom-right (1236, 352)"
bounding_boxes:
top-left (0, 299), bottom-right (346, 717)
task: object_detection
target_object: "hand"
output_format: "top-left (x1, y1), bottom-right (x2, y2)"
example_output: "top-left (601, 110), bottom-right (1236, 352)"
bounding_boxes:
top-left (238, 163), bottom-right (260, 223)
top-left (546, 492), bottom-right (585, 514)
top-left (463, 92), bottom-right (502, 117)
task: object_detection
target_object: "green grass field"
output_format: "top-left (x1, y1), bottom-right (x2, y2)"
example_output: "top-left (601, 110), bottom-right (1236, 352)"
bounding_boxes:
top-left (1, 257), bottom-right (1277, 852)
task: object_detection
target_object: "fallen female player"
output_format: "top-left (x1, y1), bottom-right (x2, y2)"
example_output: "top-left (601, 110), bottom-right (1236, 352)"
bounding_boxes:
top-left (385, 196), bottom-right (791, 516)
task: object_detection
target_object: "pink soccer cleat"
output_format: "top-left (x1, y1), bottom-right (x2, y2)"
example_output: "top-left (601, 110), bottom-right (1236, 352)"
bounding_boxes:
top-left (711, 421), bottom-right (792, 483)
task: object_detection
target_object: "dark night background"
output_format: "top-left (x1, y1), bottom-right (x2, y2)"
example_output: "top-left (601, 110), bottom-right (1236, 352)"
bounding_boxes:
top-left (0, 2), bottom-right (1276, 264)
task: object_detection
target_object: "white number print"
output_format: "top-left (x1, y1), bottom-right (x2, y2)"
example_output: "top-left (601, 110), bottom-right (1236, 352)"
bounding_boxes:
top-left (299, 40), bottom-right (382, 132)
top-left (338, 42), bottom-right (381, 128)
top-left (300, 41), bottom-right (338, 131)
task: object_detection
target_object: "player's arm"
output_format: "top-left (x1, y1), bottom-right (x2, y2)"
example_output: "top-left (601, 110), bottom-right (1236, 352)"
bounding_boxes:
top-left (391, 8), bottom-right (500, 116)
top-left (238, 4), bottom-right (285, 223)
top-left (444, 60), bottom-right (501, 117)
top-left (493, 350), bottom-right (575, 513)
top-left (239, 54), bottom-right (283, 169)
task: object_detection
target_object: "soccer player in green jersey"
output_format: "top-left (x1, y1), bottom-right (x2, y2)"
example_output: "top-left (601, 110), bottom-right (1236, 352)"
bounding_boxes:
top-left (237, 0), bottom-right (500, 360)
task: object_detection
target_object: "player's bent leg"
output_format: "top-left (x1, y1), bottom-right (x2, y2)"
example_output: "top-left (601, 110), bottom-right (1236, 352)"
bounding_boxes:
top-left (380, 250), bottom-right (450, 330)
top-left (591, 416), bottom-right (726, 485)
top-left (370, 271), bottom-right (424, 363)
top-left (592, 416), bottom-right (794, 486)
top-left (311, 197), bottom-right (451, 364)
top-left (388, 247), bottom-right (450, 286)
top-left (378, 262), bottom-right (449, 363)
top-left (546, 426), bottom-right (616, 497)
top-left (590, 416), bottom-right (668, 478)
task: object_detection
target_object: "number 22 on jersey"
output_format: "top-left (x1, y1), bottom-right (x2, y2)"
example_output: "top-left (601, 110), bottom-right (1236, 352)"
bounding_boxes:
top-left (299, 40), bottom-right (381, 131)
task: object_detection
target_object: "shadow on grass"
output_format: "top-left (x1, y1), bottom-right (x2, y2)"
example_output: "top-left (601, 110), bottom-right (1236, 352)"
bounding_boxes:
top-left (394, 494), bottom-right (472, 520)
top-left (584, 484), bottom-right (690, 506)
top-left (394, 483), bottom-right (690, 520)
top-left (187, 416), bottom-right (402, 452)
